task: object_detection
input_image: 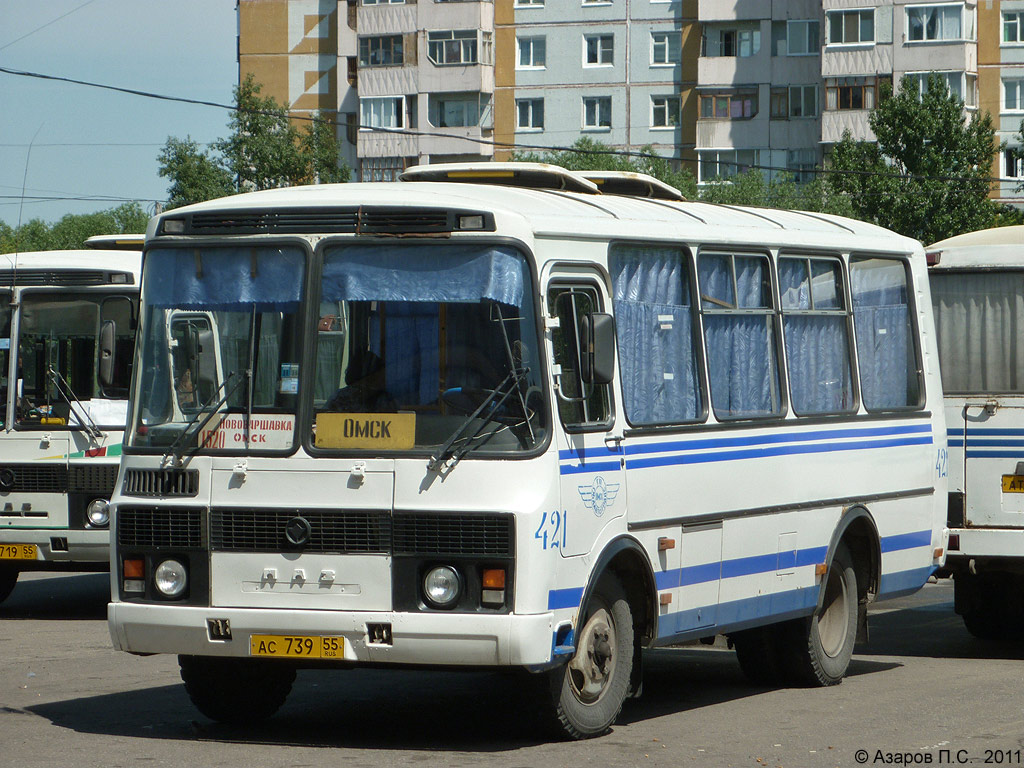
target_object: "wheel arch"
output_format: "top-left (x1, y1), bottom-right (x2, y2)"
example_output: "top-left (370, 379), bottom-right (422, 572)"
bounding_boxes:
top-left (825, 505), bottom-right (882, 641)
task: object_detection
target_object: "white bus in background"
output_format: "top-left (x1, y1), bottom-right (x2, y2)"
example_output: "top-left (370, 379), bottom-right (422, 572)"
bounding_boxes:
top-left (107, 164), bottom-right (947, 739)
top-left (928, 225), bottom-right (1024, 639)
top-left (0, 237), bottom-right (141, 604)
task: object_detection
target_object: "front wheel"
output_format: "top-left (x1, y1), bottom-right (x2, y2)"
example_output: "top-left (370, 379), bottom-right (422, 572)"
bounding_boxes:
top-left (542, 574), bottom-right (634, 739)
top-left (178, 655), bottom-right (296, 724)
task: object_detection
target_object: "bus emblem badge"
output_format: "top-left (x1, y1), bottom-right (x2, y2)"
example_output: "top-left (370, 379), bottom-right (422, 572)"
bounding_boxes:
top-left (284, 517), bottom-right (312, 547)
top-left (578, 476), bottom-right (620, 517)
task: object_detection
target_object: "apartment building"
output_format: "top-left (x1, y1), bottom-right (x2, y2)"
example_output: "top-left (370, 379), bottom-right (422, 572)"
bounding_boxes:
top-left (984, 1), bottom-right (1024, 206)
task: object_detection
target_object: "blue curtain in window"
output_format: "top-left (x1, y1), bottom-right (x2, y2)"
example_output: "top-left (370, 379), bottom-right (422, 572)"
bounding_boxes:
top-left (370, 303), bottom-right (440, 405)
top-left (850, 260), bottom-right (912, 409)
top-left (144, 248), bottom-right (304, 311)
top-left (783, 316), bottom-right (852, 413)
top-left (610, 246), bottom-right (699, 424)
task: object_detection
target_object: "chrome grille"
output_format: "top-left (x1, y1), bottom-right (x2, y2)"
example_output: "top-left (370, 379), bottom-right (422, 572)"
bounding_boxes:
top-left (122, 468), bottom-right (199, 497)
top-left (69, 464), bottom-right (119, 495)
top-left (392, 513), bottom-right (514, 557)
top-left (117, 507), bottom-right (203, 548)
top-left (211, 509), bottom-right (391, 553)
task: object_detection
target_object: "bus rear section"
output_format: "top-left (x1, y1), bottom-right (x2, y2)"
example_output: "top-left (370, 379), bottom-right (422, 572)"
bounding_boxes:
top-left (0, 247), bottom-right (140, 603)
top-left (929, 225), bottom-right (1024, 639)
top-left (108, 165), bottom-right (947, 739)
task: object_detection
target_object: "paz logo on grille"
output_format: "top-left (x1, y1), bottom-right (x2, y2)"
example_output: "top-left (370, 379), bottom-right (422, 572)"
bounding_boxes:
top-left (0, 468), bottom-right (16, 491)
top-left (284, 516), bottom-right (312, 547)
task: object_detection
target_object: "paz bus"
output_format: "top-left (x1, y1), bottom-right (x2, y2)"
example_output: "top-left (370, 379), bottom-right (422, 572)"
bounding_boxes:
top-left (927, 225), bottom-right (1024, 639)
top-left (0, 236), bottom-right (141, 603)
top-left (107, 164), bottom-right (947, 738)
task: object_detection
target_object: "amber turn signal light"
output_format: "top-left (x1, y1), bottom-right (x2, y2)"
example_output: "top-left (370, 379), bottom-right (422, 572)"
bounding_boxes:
top-left (123, 558), bottom-right (144, 579)
top-left (482, 569), bottom-right (506, 589)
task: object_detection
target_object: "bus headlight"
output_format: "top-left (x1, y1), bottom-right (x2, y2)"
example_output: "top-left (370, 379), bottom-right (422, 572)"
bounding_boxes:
top-left (423, 565), bottom-right (461, 608)
top-left (154, 559), bottom-right (188, 598)
top-left (86, 499), bottom-right (110, 528)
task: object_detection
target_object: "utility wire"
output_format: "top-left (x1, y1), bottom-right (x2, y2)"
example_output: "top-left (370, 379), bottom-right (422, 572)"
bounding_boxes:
top-left (0, 0), bottom-right (98, 52)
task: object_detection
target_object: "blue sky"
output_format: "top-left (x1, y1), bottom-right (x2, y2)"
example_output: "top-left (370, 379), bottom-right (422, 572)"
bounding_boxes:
top-left (0, 1), bottom-right (238, 227)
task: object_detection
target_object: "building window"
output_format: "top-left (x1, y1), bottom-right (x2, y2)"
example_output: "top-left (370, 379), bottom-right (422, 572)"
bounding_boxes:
top-left (360, 96), bottom-right (405, 130)
top-left (1004, 11), bottom-right (1024, 43)
top-left (825, 76), bottom-right (885, 110)
top-left (906, 4), bottom-right (968, 42)
top-left (703, 27), bottom-right (761, 57)
top-left (517, 98), bottom-right (544, 130)
top-left (358, 35), bottom-right (404, 68)
top-left (651, 31), bottom-right (682, 65)
top-left (698, 149), bottom-right (761, 182)
top-left (428, 30), bottom-right (478, 65)
top-left (699, 90), bottom-right (758, 119)
top-left (785, 20), bottom-right (819, 55)
top-left (515, 0), bottom-right (543, 6)
top-left (360, 157), bottom-right (407, 182)
top-left (905, 71), bottom-right (976, 107)
top-left (1005, 79), bottom-right (1024, 112)
top-left (789, 85), bottom-right (818, 117)
top-left (1006, 148), bottom-right (1023, 178)
top-left (362, 0), bottom-right (404, 5)
top-left (651, 96), bottom-right (681, 128)
top-left (584, 34), bottom-right (614, 66)
top-left (826, 9), bottom-right (875, 45)
top-left (517, 36), bottom-right (546, 68)
top-left (431, 94), bottom-right (486, 128)
top-left (583, 96), bottom-right (612, 129)
top-left (787, 149), bottom-right (817, 184)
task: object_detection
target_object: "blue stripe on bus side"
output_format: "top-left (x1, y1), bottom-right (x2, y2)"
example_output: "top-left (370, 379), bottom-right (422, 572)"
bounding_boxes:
top-left (549, 533), bottom-right (930, 611)
top-left (965, 451), bottom-right (1024, 459)
top-left (877, 566), bottom-right (936, 599)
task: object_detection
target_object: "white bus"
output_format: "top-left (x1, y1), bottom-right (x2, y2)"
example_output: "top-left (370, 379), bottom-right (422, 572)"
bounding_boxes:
top-left (927, 225), bottom-right (1024, 639)
top-left (108, 164), bottom-right (947, 738)
top-left (0, 240), bottom-right (141, 603)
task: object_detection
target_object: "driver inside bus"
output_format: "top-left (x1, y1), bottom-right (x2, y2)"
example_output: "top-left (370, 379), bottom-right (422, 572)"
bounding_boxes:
top-left (326, 350), bottom-right (396, 413)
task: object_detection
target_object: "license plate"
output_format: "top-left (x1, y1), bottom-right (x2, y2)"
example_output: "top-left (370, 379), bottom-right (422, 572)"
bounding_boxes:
top-left (249, 634), bottom-right (345, 659)
top-left (1002, 475), bottom-right (1024, 493)
top-left (0, 544), bottom-right (37, 560)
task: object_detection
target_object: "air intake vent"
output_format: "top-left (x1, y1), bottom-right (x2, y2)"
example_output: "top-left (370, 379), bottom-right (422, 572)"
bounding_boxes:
top-left (0, 464), bottom-right (67, 494)
top-left (0, 269), bottom-right (132, 287)
top-left (188, 210), bottom-right (359, 235)
top-left (393, 513), bottom-right (514, 557)
top-left (162, 207), bottom-right (493, 236)
top-left (122, 468), bottom-right (199, 497)
top-left (211, 509), bottom-right (391, 553)
top-left (69, 464), bottom-right (119, 495)
top-left (117, 507), bottom-right (203, 548)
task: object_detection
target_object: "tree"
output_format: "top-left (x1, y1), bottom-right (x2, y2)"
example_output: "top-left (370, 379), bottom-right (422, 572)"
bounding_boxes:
top-left (0, 202), bottom-right (150, 254)
top-left (825, 74), bottom-right (1003, 244)
top-left (157, 137), bottom-right (234, 210)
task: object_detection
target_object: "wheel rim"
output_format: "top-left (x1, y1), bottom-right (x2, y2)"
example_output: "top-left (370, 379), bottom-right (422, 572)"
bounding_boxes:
top-left (568, 603), bottom-right (617, 705)
top-left (817, 561), bottom-right (850, 658)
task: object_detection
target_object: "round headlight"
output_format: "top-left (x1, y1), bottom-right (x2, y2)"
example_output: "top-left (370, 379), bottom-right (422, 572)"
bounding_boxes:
top-left (86, 499), bottom-right (110, 528)
top-left (154, 558), bottom-right (188, 598)
top-left (423, 565), bottom-right (461, 608)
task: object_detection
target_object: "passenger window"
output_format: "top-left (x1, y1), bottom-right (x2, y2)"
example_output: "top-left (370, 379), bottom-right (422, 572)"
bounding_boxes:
top-left (610, 244), bottom-right (701, 425)
top-left (778, 257), bottom-right (855, 415)
top-left (849, 257), bottom-right (922, 410)
top-left (699, 252), bottom-right (783, 419)
top-left (548, 285), bottom-right (611, 428)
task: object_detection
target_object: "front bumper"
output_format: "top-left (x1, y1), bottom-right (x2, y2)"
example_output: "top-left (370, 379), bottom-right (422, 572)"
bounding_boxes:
top-left (0, 527), bottom-right (109, 564)
top-left (108, 602), bottom-right (557, 667)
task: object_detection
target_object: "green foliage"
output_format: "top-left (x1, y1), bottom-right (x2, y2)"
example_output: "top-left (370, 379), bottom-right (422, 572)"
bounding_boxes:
top-left (0, 202), bottom-right (150, 254)
top-left (159, 74), bottom-right (350, 208)
top-left (824, 75), bottom-right (1004, 244)
top-left (158, 137), bottom-right (234, 210)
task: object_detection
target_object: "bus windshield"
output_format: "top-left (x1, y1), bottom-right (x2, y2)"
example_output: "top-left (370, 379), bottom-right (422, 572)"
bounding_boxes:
top-left (131, 246), bottom-right (306, 453)
top-left (931, 270), bottom-right (1024, 394)
top-left (311, 243), bottom-right (545, 457)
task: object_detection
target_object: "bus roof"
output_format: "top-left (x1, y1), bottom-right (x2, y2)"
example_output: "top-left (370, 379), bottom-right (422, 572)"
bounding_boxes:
top-left (927, 225), bottom-right (1024, 270)
top-left (0, 249), bottom-right (141, 286)
top-left (148, 169), bottom-right (922, 256)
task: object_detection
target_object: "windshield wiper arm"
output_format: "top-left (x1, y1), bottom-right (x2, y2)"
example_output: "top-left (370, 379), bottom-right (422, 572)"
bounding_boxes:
top-left (162, 369), bottom-right (246, 466)
top-left (46, 366), bottom-right (102, 440)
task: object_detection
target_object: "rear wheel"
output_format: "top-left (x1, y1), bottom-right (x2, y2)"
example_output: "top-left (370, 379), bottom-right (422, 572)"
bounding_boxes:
top-left (541, 574), bottom-right (634, 739)
top-left (732, 626), bottom-right (783, 686)
top-left (179, 655), bottom-right (296, 724)
top-left (776, 543), bottom-right (859, 687)
top-left (0, 567), bottom-right (18, 605)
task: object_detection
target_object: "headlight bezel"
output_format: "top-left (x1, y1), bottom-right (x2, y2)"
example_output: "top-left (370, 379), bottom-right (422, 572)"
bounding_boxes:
top-left (154, 558), bottom-right (188, 598)
top-left (422, 564), bottom-right (462, 609)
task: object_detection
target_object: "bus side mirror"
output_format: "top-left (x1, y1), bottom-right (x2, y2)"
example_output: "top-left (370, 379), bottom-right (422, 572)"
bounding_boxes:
top-left (580, 312), bottom-right (615, 386)
top-left (99, 320), bottom-right (116, 389)
top-left (190, 327), bottom-right (218, 397)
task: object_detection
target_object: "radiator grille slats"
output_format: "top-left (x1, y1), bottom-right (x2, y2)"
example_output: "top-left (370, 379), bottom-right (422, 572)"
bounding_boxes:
top-left (0, 464), bottom-right (67, 493)
top-left (211, 509), bottom-right (391, 554)
top-left (69, 464), bottom-right (119, 495)
top-left (393, 514), bottom-right (514, 557)
top-left (117, 507), bottom-right (202, 548)
top-left (122, 468), bottom-right (199, 497)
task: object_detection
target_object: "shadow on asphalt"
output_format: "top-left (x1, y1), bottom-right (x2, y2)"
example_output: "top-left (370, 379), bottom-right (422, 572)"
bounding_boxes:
top-left (0, 572), bottom-right (108, 621)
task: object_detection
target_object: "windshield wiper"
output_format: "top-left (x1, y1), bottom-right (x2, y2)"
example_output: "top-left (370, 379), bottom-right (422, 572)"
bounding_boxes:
top-left (162, 369), bottom-right (246, 467)
top-left (428, 366), bottom-right (530, 476)
top-left (47, 366), bottom-right (103, 440)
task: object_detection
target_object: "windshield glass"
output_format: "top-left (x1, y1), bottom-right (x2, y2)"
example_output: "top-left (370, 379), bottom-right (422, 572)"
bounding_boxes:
top-left (130, 246), bottom-right (305, 452)
top-left (932, 270), bottom-right (1024, 394)
top-left (312, 243), bottom-right (545, 455)
top-left (16, 292), bottom-right (134, 428)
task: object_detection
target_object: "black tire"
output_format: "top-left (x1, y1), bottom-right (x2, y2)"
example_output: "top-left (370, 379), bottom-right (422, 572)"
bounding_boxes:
top-left (178, 655), bottom-right (296, 724)
top-left (541, 574), bottom-right (634, 739)
top-left (0, 567), bottom-right (18, 605)
top-left (732, 626), bottom-right (783, 686)
top-left (776, 542), bottom-right (859, 687)
top-left (956, 573), bottom-right (1022, 641)
top-left (961, 607), bottom-right (1005, 641)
